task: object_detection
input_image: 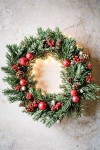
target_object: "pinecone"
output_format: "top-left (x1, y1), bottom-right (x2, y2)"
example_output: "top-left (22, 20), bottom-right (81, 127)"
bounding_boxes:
top-left (83, 53), bottom-right (90, 60)
top-left (19, 102), bottom-right (25, 107)
top-left (56, 39), bottom-right (61, 50)
top-left (72, 82), bottom-right (80, 89)
top-left (16, 71), bottom-right (25, 79)
top-left (38, 42), bottom-right (43, 49)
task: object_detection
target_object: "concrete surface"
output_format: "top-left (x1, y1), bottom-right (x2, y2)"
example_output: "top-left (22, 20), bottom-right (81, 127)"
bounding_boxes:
top-left (0, 0), bottom-right (100, 150)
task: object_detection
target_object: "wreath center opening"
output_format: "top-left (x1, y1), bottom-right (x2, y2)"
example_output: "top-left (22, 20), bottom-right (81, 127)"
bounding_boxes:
top-left (32, 56), bottom-right (62, 94)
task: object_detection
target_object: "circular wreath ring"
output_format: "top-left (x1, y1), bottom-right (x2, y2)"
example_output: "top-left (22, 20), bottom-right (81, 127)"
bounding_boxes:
top-left (2, 28), bottom-right (100, 127)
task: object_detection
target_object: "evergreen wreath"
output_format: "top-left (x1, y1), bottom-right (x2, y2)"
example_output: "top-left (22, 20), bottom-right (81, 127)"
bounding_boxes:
top-left (1, 28), bottom-right (100, 127)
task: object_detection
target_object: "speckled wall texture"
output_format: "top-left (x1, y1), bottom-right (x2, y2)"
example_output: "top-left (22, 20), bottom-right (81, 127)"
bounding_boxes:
top-left (0, 0), bottom-right (100, 150)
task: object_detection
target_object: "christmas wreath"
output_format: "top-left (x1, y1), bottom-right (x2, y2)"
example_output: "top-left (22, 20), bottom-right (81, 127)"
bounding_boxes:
top-left (2, 28), bottom-right (100, 127)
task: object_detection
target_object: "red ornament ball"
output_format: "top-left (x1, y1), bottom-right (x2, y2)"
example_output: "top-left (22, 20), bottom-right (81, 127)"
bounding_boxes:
top-left (18, 57), bottom-right (28, 66)
top-left (20, 78), bottom-right (27, 86)
top-left (38, 102), bottom-right (47, 110)
top-left (63, 59), bottom-right (70, 67)
top-left (26, 93), bottom-right (32, 100)
top-left (72, 96), bottom-right (79, 103)
top-left (26, 52), bottom-right (33, 60)
top-left (70, 89), bottom-right (77, 96)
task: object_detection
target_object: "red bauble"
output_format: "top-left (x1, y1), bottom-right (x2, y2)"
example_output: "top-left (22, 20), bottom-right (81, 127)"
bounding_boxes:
top-left (20, 78), bottom-right (27, 86)
top-left (63, 60), bottom-right (70, 67)
top-left (18, 57), bottom-right (28, 66)
top-left (26, 52), bottom-right (33, 60)
top-left (26, 93), bottom-right (32, 100)
top-left (70, 89), bottom-right (77, 96)
top-left (72, 96), bottom-right (79, 102)
top-left (38, 102), bottom-right (47, 110)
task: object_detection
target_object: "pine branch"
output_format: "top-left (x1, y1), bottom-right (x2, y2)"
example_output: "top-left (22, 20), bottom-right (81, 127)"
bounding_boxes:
top-left (1, 66), bottom-right (15, 75)
top-left (3, 76), bottom-right (19, 86)
top-left (3, 88), bottom-right (18, 96)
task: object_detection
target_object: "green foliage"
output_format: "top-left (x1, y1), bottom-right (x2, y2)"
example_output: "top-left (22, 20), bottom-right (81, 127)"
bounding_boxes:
top-left (1, 27), bottom-right (100, 127)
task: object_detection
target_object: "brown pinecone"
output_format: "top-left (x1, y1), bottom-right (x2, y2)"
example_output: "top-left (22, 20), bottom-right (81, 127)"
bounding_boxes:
top-left (19, 102), bottom-right (25, 107)
top-left (72, 82), bottom-right (80, 89)
top-left (56, 39), bottom-right (61, 50)
top-left (38, 42), bottom-right (43, 49)
top-left (16, 71), bottom-right (25, 79)
top-left (83, 53), bottom-right (90, 60)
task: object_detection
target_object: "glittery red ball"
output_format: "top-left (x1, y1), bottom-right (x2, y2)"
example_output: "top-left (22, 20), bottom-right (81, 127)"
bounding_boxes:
top-left (18, 57), bottom-right (28, 66)
top-left (63, 60), bottom-right (70, 67)
top-left (70, 89), bottom-right (77, 96)
top-left (38, 102), bottom-right (47, 110)
top-left (72, 96), bottom-right (79, 102)
top-left (20, 79), bottom-right (27, 86)
top-left (26, 52), bottom-right (33, 60)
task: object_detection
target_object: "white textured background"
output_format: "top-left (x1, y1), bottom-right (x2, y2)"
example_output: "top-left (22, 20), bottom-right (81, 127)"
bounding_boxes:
top-left (0, 0), bottom-right (100, 150)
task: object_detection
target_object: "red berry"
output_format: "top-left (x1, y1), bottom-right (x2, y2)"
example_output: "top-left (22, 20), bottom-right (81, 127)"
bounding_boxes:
top-left (38, 102), bottom-right (47, 110)
top-left (18, 57), bottom-right (28, 66)
top-left (33, 102), bottom-right (38, 107)
top-left (51, 40), bottom-right (55, 46)
top-left (26, 93), bottom-right (32, 100)
top-left (70, 89), bottom-right (77, 96)
top-left (51, 105), bottom-right (56, 111)
top-left (26, 52), bottom-right (33, 60)
top-left (12, 64), bottom-right (18, 71)
top-left (86, 75), bottom-right (92, 83)
top-left (20, 79), bottom-right (27, 86)
top-left (46, 39), bottom-right (55, 47)
top-left (72, 96), bottom-right (79, 102)
top-left (63, 60), bottom-right (70, 67)
top-left (73, 56), bottom-right (81, 63)
top-left (86, 63), bottom-right (92, 69)
top-left (14, 85), bottom-right (20, 91)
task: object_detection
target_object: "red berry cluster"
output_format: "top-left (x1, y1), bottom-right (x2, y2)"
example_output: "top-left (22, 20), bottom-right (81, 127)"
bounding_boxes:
top-left (26, 93), bottom-right (32, 100)
top-left (51, 102), bottom-right (62, 111)
top-left (85, 75), bottom-right (92, 83)
top-left (86, 63), bottom-right (92, 69)
top-left (46, 39), bottom-right (55, 48)
top-left (26, 101), bottom-right (38, 112)
top-left (73, 56), bottom-right (81, 63)
top-left (14, 85), bottom-right (20, 91)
